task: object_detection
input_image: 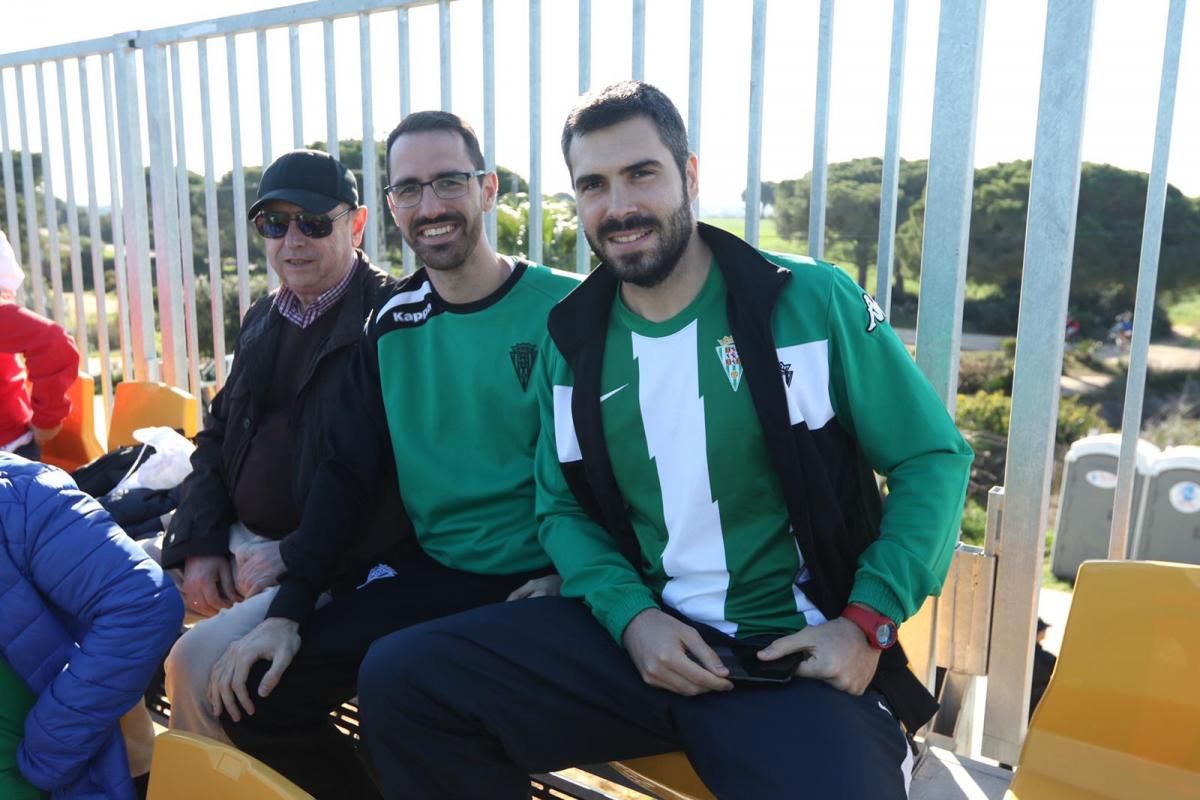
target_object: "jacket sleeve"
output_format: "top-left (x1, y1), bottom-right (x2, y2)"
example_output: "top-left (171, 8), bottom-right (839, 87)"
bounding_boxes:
top-left (15, 466), bottom-right (183, 792)
top-left (823, 269), bottom-right (974, 624)
top-left (268, 324), bottom-right (393, 625)
top-left (534, 339), bottom-right (658, 644)
top-left (160, 305), bottom-right (263, 569)
top-left (0, 305), bottom-right (79, 430)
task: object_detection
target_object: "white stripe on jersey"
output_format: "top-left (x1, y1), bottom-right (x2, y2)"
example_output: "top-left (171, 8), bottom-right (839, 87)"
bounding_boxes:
top-left (376, 281), bottom-right (434, 322)
top-left (632, 321), bottom-right (735, 635)
top-left (777, 341), bottom-right (834, 430)
top-left (553, 385), bottom-right (582, 463)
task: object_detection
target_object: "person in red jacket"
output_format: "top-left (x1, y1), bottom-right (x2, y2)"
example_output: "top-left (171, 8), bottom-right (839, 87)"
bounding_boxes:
top-left (0, 228), bottom-right (79, 461)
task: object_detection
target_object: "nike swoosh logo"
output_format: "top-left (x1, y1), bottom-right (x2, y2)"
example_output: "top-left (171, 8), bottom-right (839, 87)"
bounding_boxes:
top-left (600, 384), bottom-right (629, 402)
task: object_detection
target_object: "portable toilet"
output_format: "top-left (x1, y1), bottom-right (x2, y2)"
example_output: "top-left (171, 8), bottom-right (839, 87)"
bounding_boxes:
top-left (1131, 446), bottom-right (1200, 566)
top-left (1051, 433), bottom-right (1160, 581)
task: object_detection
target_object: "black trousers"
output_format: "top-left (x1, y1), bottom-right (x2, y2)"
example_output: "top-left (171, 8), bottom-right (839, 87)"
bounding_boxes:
top-left (358, 596), bottom-right (914, 800)
top-left (220, 550), bottom-right (545, 800)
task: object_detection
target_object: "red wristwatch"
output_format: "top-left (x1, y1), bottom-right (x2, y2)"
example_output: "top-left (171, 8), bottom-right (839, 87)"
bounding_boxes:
top-left (841, 605), bottom-right (898, 650)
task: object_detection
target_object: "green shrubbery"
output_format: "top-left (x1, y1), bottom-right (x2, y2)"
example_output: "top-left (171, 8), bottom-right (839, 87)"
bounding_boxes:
top-left (955, 390), bottom-right (1108, 443)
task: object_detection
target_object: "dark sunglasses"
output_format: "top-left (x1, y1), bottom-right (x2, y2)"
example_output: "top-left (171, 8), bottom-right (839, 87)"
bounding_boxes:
top-left (253, 206), bottom-right (355, 239)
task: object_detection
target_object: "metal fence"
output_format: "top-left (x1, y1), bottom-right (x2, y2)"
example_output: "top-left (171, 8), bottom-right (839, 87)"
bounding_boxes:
top-left (0, 0), bottom-right (1190, 772)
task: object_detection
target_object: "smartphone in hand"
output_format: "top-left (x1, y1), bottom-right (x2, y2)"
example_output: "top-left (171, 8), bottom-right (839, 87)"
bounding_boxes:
top-left (709, 641), bottom-right (811, 684)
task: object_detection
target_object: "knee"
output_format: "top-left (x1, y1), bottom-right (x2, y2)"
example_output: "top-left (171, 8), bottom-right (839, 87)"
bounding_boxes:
top-left (359, 626), bottom-right (450, 712)
top-left (164, 627), bottom-right (214, 695)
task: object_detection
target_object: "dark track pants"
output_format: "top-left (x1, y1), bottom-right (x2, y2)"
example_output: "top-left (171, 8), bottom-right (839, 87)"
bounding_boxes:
top-left (358, 596), bottom-right (914, 800)
top-left (219, 551), bottom-right (545, 800)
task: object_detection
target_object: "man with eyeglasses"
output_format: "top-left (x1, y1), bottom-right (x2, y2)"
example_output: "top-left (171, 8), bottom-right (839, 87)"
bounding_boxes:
top-left (160, 149), bottom-right (411, 748)
top-left (208, 111), bottom-right (581, 799)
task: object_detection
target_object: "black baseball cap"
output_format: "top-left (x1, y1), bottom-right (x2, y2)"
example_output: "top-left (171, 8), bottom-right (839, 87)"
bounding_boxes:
top-left (247, 149), bottom-right (359, 219)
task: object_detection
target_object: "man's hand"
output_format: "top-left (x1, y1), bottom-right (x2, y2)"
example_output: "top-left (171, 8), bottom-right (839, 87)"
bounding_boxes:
top-left (31, 424), bottom-right (62, 445)
top-left (208, 617), bottom-right (301, 723)
top-left (621, 608), bottom-right (733, 696)
top-left (506, 574), bottom-right (562, 601)
top-left (757, 616), bottom-right (881, 695)
top-left (234, 540), bottom-right (285, 599)
top-left (182, 555), bottom-right (240, 616)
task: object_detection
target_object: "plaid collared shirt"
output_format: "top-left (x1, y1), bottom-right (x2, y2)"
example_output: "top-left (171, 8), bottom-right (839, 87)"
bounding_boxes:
top-left (273, 256), bottom-right (360, 328)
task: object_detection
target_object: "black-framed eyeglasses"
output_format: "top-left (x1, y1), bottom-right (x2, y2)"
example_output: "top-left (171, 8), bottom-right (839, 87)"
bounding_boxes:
top-left (253, 206), bottom-right (355, 239)
top-left (384, 170), bottom-right (489, 208)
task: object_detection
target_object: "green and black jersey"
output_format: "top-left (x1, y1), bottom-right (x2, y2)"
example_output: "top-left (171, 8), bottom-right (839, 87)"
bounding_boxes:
top-left (537, 252), bottom-right (971, 642)
top-left (271, 259), bottom-right (581, 621)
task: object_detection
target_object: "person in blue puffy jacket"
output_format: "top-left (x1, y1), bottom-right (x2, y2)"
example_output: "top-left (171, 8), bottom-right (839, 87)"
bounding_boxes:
top-left (0, 452), bottom-right (183, 799)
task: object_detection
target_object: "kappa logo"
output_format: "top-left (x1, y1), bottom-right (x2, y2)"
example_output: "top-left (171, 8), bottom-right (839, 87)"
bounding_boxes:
top-left (715, 335), bottom-right (743, 392)
top-left (510, 342), bottom-right (538, 391)
top-left (393, 303), bottom-right (433, 324)
top-left (863, 292), bottom-right (886, 333)
top-left (779, 361), bottom-right (794, 387)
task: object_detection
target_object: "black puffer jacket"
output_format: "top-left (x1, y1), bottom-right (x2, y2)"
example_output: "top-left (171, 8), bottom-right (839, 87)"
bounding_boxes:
top-left (162, 255), bottom-right (412, 589)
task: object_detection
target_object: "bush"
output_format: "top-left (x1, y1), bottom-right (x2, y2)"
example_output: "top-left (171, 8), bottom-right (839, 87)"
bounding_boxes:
top-left (193, 270), bottom-right (270, 358)
top-left (956, 390), bottom-right (1108, 444)
top-left (958, 351), bottom-right (1013, 394)
top-left (960, 497), bottom-right (987, 546)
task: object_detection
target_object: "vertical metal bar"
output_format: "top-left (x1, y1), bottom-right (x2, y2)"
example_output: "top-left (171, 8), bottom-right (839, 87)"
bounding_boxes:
top-left (15, 67), bottom-right (45, 315)
top-left (914, 0), bottom-right (985, 409)
top-left (0, 71), bottom-right (22, 272)
top-left (439, 0), bottom-right (452, 111)
top-left (144, 44), bottom-right (185, 387)
top-left (289, 24), bottom-right (304, 148)
top-left (114, 44), bottom-right (157, 381)
top-left (171, 44), bottom-right (201, 400)
top-left (528, 0), bottom-right (543, 264)
top-left (360, 13), bottom-right (379, 261)
top-left (808, 0), bottom-right (834, 260)
top-left (687, 0), bottom-right (703, 157)
top-left (258, 30), bottom-right (280, 292)
top-left (983, 0), bottom-right (1094, 766)
top-left (483, 0), bottom-right (498, 246)
top-left (102, 52), bottom-right (132, 386)
top-left (35, 63), bottom-right (65, 325)
top-left (1114, 0), bottom-right (1187, 561)
top-left (574, 0), bottom-right (592, 274)
top-left (632, 0), bottom-right (646, 80)
top-left (323, 19), bottom-right (338, 158)
top-left (226, 33), bottom-right (251, 319)
top-left (398, 8), bottom-right (414, 274)
top-left (198, 39), bottom-right (226, 388)
top-left (875, 0), bottom-right (908, 315)
top-left (78, 56), bottom-right (113, 415)
top-left (55, 59), bottom-right (88, 368)
top-left (743, 0), bottom-right (767, 248)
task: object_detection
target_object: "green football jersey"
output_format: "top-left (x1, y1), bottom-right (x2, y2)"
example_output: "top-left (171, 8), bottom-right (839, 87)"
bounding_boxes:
top-left (374, 260), bottom-right (581, 574)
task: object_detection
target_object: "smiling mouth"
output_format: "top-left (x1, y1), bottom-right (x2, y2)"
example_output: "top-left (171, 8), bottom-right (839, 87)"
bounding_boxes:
top-left (418, 223), bottom-right (459, 240)
top-left (609, 229), bottom-right (653, 245)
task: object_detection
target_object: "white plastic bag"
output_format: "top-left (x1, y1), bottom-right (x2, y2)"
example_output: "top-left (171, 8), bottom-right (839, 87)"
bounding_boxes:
top-left (112, 426), bottom-right (197, 493)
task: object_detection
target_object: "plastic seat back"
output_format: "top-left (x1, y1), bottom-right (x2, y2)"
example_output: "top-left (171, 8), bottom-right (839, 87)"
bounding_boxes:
top-left (38, 371), bottom-right (105, 472)
top-left (1006, 560), bottom-right (1200, 799)
top-left (147, 730), bottom-right (313, 799)
top-left (107, 380), bottom-right (199, 451)
top-left (610, 753), bottom-right (716, 800)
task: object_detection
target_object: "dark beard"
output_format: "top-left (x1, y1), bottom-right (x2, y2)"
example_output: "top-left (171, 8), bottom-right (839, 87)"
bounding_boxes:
top-left (588, 196), bottom-right (693, 289)
top-left (404, 211), bottom-right (482, 271)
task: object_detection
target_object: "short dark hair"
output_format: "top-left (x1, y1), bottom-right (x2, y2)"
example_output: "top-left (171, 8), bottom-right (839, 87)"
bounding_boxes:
top-left (385, 111), bottom-right (486, 179)
top-left (560, 81), bottom-right (690, 179)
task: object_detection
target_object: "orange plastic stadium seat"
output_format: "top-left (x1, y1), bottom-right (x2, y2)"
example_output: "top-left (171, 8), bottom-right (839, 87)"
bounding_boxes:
top-left (610, 753), bottom-right (717, 800)
top-left (38, 371), bottom-right (105, 472)
top-left (1006, 560), bottom-right (1200, 799)
top-left (147, 730), bottom-right (313, 799)
top-left (107, 380), bottom-right (199, 451)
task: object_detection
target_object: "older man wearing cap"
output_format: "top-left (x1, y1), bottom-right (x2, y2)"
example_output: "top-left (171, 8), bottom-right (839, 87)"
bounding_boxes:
top-left (160, 149), bottom-right (410, 742)
top-left (0, 228), bottom-right (80, 462)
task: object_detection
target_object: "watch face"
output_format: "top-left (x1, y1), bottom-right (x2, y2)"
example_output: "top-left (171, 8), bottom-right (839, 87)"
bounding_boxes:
top-left (875, 623), bottom-right (896, 648)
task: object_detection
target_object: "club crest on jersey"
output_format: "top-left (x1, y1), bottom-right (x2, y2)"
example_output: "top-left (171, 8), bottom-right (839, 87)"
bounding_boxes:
top-left (715, 335), bottom-right (743, 392)
top-left (863, 292), bottom-right (886, 333)
top-left (510, 343), bottom-right (538, 391)
top-left (779, 361), bottom-right (794, 387)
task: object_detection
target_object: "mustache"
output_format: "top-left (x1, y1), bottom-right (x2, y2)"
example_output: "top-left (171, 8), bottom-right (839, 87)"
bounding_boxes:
top-left (596, 215), bottom-right (660, 240)
top-left (412, 211), bottom-right (468, 230)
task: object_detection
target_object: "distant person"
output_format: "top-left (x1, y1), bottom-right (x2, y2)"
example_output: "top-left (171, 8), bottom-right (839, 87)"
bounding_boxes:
top-left (1029, 617), bottom-right (1057, 719)
top-left (0, 229), bottom-right (80, 461)
top-left (158, 149), bottom-right (409, 743)
top-left (0, 453), bottom-right (183, 799)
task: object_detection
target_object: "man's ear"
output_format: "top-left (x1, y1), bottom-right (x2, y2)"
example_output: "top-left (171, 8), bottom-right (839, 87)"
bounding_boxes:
top-left (480, 170), bottom-right (500, 213)
top-left (350, 206), bottom-right (369, 246)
